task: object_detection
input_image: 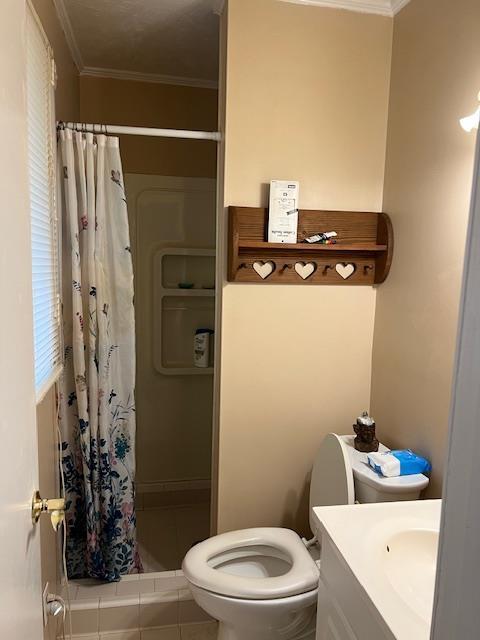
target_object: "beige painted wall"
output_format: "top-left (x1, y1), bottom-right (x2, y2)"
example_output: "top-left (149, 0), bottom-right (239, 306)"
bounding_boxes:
top-left (217, 0), bottom-right (392, 535)
top-left (30, 1), bottom-right (79, 637)
top-left (80, 76), bottom-right (218, 178)
top-left (370, 0), bottom-right (480, 498)
top-left (36, 390), bottom-right (59, 640)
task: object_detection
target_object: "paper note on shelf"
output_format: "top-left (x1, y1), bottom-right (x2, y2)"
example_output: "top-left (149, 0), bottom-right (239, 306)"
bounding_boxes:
top-left (268, 180), bottom-right (299, 244)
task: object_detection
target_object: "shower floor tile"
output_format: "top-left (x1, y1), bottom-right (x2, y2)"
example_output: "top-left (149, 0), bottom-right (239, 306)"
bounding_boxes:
top-left (137, 504), bottom-right (210, 572)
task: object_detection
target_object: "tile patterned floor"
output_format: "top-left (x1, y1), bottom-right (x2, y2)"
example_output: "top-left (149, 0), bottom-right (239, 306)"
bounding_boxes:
top-left (137, 504), bottom-right (210, 572)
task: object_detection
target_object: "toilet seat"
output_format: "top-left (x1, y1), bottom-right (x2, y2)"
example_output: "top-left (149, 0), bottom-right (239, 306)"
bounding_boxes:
top-left (182, 527), bottom-right (319, 600)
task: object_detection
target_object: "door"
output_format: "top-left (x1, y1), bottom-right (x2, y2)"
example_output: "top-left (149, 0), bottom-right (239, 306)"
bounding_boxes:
top-left (0, 1), bottom-right (43, 638)
top-left (431, 125), bottom-right (480, 635)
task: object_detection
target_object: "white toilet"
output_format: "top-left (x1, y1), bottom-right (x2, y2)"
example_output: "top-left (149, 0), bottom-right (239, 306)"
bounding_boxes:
top-left (182, 434), bottom-right (429, 640)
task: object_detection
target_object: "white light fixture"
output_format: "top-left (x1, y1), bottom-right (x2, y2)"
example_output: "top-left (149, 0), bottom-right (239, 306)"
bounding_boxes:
top-left (460, 107), bottom-right (480, 133)
top-left (460, 93), bottom-right (480, 133)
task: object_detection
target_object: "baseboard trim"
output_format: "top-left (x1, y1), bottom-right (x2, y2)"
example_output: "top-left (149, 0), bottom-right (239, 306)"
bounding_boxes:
top-left (137, 479), bottom-right (211, 494)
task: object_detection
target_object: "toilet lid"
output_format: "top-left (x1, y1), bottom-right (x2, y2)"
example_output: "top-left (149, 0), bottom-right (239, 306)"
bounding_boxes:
top-left (182, 527), bottom-right (319, 600)
top-left (309, 433), bottom-right (355, 534)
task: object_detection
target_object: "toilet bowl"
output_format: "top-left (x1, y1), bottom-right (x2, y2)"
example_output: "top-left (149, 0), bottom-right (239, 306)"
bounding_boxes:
top-left (183, 434), bottom-right (430, 640)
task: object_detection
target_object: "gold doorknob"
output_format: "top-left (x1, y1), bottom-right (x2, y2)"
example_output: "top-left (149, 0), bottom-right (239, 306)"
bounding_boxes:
top-left (32, 491), bottom-right (66, 531)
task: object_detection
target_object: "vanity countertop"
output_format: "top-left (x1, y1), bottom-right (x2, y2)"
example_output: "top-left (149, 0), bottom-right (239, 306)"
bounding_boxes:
top-left (312, 499), bottom-right (441, 640)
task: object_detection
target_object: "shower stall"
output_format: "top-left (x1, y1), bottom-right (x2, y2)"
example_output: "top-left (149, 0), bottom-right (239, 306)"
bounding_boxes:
top-left (126, 173), bottom-right (217, 571)
top-left (58, 121), bottom-right (219, 580)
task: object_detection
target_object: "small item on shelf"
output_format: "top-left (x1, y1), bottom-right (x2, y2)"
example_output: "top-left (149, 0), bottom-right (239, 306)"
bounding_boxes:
top-left (178, 282), bottom-right (194, 289)
top-left (194, 328), bottom-right (214, 368)
top-left (353, 411), bottom-right (379, 453)
top-left (267, 180), bottom-right (300, 244)
top-left (304, 231), bottom-right (338, 244)
top-left (367, 450), bottom-right (432, 478)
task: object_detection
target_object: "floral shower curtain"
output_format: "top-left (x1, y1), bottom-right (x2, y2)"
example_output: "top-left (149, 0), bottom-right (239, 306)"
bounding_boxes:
top-left (58, 129), bottom-right (141, 581)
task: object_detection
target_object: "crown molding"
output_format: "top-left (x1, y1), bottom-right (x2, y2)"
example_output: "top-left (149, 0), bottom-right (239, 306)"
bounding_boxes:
top-left (391, 0), bottom-right (411, 15)
top-left (52, 0), bottom-right (83, 70)
top-left (52, 0), bottom-right (218, 89)
top-left (81, 66), bottom-right (219, 90)
top-left (279, 0), bottom-right (411, 17)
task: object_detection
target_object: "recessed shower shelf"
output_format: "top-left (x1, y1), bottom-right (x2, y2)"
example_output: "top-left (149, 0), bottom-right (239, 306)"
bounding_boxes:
top-left (153, 247), bottom-right (216, 376)
top-left (161, 289), bottom-right (215, 297)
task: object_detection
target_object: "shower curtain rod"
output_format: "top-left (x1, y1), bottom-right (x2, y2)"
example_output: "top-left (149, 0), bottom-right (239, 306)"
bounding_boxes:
top-left (57, 121), bottom-right (221, 142)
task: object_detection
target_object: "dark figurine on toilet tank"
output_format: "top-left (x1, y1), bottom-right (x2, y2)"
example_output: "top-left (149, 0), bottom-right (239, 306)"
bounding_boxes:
top-left (353, 411), bottom-right (379, 453)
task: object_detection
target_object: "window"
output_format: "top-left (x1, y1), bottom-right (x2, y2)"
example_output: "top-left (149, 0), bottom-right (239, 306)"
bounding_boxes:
top-left (26, 4), bottom-right (62, 402)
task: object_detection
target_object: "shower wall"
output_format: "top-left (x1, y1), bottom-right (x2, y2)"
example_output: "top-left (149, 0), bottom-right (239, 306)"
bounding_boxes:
top-left (126, 174), bottom-right (216, 497)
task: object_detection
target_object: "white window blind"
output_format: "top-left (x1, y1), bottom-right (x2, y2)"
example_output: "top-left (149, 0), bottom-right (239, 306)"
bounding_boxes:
top-left (26, 5), bottom-right (62, 402)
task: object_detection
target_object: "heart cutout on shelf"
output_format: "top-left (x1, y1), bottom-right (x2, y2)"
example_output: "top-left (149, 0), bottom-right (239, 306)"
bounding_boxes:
top-left (253, 260), bottom-right (275, 279)
top-left (335, 263), bottom-right (355, 280)
top-left (295, 262), bottom-right (316, 280)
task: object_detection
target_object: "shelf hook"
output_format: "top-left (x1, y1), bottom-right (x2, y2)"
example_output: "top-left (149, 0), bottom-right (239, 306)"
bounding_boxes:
top-left (323, 264), bottom-right (334, 274)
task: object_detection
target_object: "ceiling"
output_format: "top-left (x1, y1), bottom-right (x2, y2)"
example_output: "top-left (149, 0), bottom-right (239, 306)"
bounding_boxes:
top-left (55, 0), bottom-right (221, 88)
top-left (55, 0), bottom-right (411, 88)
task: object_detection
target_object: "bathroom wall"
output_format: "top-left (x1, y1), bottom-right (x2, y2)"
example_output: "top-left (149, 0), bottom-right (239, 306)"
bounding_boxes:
top-left (216, 0), bottom-right (393, 535)
top-left (79, 76), bottom-right (218, 178)
top-left (30, 1), bottom-right (79, 638)
top-left (35, 390), bottom-right (59, 640)
top-left (370, 0), bottom-right (480, 497)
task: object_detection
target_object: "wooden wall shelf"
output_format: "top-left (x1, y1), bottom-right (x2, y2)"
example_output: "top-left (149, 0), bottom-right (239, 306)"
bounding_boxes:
top-left (228, 207), bottom-right (393, 285)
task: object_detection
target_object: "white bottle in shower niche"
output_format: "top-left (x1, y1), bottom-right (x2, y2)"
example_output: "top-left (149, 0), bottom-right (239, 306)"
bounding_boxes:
top-left (194, 328), bottom-right (214, 368)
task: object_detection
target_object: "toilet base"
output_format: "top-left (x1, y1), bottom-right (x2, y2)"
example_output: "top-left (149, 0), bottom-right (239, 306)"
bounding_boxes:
top-left (217, 620), bottom-right (316, 640)
top-left (190, 584), bottom-right (317, 640)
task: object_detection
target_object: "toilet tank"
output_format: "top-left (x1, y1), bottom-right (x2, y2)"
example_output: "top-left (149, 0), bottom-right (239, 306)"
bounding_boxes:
top-left (339, 435), bottom-right (430, 503)
top-left (308, 433), bottom-right (430, 536)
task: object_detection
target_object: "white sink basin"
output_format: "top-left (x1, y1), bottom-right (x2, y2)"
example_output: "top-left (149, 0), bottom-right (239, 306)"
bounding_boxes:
top-left (383, 529), bottom-right (439, 623)
top-left (313, 500), bottom-right (441, 640)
